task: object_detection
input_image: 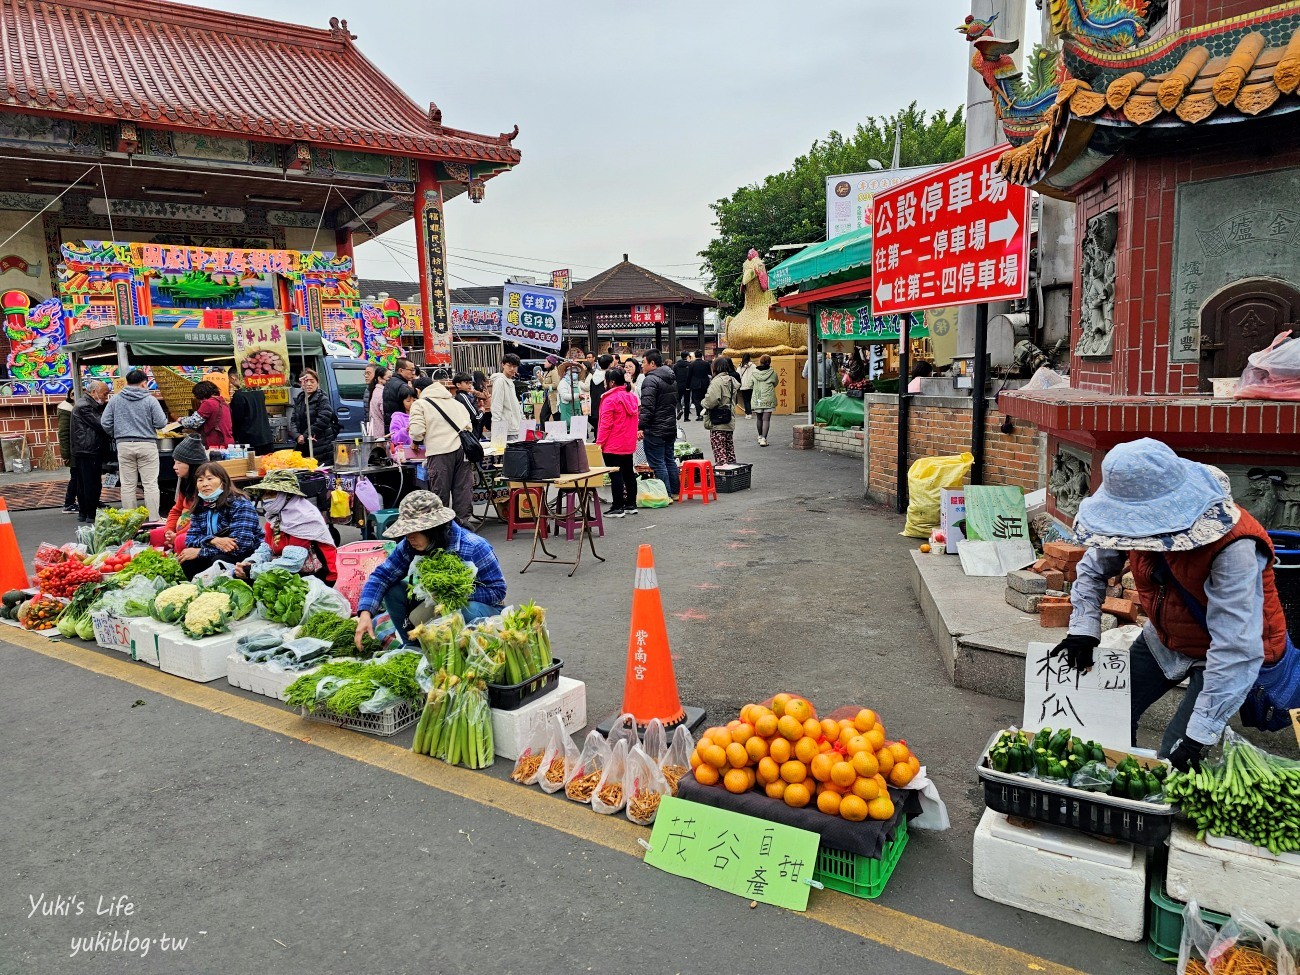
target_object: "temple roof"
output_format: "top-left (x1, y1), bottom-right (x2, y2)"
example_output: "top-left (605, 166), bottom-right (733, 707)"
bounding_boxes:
top-left (1001, 4), bottom-right (1300, 190)
top-left (0, 0), bottom-right (521, 164)
top-left (568, 258), bottom-right (718, 309)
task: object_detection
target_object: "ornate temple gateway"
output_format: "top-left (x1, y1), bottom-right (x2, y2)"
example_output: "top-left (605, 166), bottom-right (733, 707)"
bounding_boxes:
top-left (966, 0), bottom-right (1300, 530)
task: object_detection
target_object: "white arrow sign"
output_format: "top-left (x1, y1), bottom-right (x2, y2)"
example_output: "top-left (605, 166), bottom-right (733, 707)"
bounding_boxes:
top-left (875, 279), bottom-right (893, 304)
top-left (990, 210), bottom-right (1020, 246)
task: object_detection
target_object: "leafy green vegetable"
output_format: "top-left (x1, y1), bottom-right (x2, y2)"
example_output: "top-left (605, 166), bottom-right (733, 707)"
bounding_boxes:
top-left (113, 549), bottom-right (186, 586)
top-left (410, 552), bottom-right (475, 611)
top-left (252, 569), bottom-right (309, 625)
top-left (298, 610), bottom-right (382, 657)
top-left (285, 652), bottom-right (422, 714)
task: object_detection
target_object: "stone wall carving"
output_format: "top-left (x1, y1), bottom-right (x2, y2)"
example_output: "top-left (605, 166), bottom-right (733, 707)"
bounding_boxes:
top-left (1077, 210), bottom-right (1118, 357)
top-left (1049, 446), bottom-right (1092, 518)
top-left (1222, 464), bottom-right (1300, 532)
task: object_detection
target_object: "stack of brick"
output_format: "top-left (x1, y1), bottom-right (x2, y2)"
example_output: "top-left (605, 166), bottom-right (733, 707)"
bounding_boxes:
top-left (1039, 541), bottom-right (1087, 582)
top-left (792, 425), bottom-right (816, 450)
top-left (1005, 550), bottom-right (1147, 631)
top-left (812, 426), bottom-right (864, 457)
top-left (1005, 570), bottom-right (1073, 627)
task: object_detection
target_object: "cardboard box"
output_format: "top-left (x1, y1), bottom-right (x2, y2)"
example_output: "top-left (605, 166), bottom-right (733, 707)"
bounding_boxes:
top-left (939, 488), bottom-right (966, 554)
top-left (771, 355), bottom-right (808, 416)
top-left (490, 677), bottom-right (587, 761)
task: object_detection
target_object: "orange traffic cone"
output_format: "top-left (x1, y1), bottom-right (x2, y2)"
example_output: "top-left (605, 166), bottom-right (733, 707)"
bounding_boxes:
top-left (0, 497), bottom-right (30, 591)
top-left (597, 544), bottom-right (705, 734)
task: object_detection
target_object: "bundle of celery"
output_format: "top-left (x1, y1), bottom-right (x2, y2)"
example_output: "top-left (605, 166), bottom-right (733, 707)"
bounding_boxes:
top-left (410, 613), bottom-right (465, 674)
top-left (411, 670), bottom-right (494, 769)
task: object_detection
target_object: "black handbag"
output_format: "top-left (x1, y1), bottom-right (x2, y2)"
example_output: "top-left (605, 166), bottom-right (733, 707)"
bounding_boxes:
top-left (707, 379), bottom-right (736, 425)
top-left (503, 442), bottom-right (533, 480)
top-left (427, 399), bottom-right (484, 465)
top-left (531, 440), bottom-right (562, 480)
top-left (560, 439), bottom-right (589, 475)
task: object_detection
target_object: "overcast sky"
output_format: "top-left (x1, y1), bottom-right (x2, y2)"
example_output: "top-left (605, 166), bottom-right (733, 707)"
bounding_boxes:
top-left (210, 0), bottom-right (1036, 291)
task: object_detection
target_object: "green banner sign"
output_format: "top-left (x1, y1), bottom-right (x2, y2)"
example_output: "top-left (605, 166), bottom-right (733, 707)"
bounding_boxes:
top-left (643, 796), bottom-right (821, 911)
top-left (816, 302), bottom-right (928, 342)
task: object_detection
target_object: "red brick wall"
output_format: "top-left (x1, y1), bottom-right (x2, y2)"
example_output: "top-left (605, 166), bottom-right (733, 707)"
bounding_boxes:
top-left (865, 398), bottom-right (1043, 506)
top-left (1070, 125), bottom-right (1300, 396)
top-left (0, 398), bottom-right (65, 468)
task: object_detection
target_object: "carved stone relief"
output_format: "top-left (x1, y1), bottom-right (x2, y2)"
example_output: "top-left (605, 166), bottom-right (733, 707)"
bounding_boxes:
top-left (1221, 464), bottom-right (1300, 532)
top-left (1077, 210), bottom-right (1118, 358)
top-left (1049, 446), bottom-right (1092, 519)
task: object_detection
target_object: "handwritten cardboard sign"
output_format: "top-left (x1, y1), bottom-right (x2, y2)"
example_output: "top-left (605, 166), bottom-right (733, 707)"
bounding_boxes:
top-left (1022, 641), bottom-right (1132, 750)
top-left (644, 796), bottom-right (821, 911)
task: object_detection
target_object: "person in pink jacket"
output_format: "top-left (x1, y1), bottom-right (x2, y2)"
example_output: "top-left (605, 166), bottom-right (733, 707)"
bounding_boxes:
top-left (595, 365), bottom-right (640, 517)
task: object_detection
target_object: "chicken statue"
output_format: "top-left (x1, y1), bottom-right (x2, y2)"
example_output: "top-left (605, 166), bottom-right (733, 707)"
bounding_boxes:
top-left (721, 249), bottom-right (807, 358)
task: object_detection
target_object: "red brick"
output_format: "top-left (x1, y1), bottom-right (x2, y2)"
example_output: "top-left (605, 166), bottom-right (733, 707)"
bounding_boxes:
top-left (1044, 541), bottom-right (1086, 563)
top-left (1040, 603), bottom-right (1072, 628)
top-left (1102, 597), bottom-right (1139, 624)
top-left (1042, 569), bottom-right (1065, 591)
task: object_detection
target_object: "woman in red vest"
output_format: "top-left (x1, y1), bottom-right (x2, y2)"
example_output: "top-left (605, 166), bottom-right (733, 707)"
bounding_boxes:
top-left (235, 470), bottom-right (337, 584)
top-left (1051, 439), bottom-right (1295, 771)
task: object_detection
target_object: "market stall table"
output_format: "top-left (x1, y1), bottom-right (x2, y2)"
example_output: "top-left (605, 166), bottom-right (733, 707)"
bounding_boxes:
top-left (512, 467), bottom-right (616, 577)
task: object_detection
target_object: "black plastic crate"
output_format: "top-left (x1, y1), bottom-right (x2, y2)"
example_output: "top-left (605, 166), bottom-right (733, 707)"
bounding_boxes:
top-left (980, 776), bottom-right (1173, 846)
top-left (715, 463), bottom-right (752, 493)
top-left (487, 658), bottom-right (563, 711)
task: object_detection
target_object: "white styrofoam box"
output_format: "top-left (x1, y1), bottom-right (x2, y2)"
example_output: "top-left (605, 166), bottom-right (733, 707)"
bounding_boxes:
top-left (987, 810), bottom-right (1134, 869)
top-left (225, 653), bottom-right (318, 701)
top-left (1205, 832), bottom-right (1300, 867)
top-left (490, 677), bottom-right (586, 761)
top-left (91, 609), bottom-right (133, 653)
top-left (156, 619), bottom-right (261, 683)
top-left (126, 616), bottom-right (168, 667)
top-left (1167, 821), bottom-right (1300, 927)
top-left (973, 808), bottom-right (1149, 941)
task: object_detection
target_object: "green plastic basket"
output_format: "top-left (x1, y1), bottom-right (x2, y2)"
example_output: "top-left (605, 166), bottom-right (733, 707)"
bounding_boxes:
top-left (813, 817), bottom-right (908, 899)
top-left (1146, 875), bottom-right (1229, 964)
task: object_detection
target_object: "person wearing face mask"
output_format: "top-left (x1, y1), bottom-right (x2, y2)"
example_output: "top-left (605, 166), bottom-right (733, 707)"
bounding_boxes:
top-left (70, 380), bottom-right (112, 525)
top-left (176, 462), bottom-right (261, 579)
top-left (354, 491), bottom-right (506, 649)
top-left (236, 470), bottom-right (338, 583)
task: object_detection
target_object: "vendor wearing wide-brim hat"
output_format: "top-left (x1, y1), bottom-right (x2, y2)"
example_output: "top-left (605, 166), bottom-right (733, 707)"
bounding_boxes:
top-left (235, 469), bottom-right (338, 584)
top-left (354, 490), bottom-right (506, 651)
top-left (1052, 438), bottom-right (1296, 771)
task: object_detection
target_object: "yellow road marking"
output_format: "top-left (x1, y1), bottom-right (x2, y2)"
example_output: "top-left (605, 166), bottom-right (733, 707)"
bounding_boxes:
top-left (6, 630), bottom-right (1088, 975)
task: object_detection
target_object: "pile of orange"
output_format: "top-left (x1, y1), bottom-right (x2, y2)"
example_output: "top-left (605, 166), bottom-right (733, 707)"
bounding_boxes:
top-left (688, 693), bottom-right (920, 822)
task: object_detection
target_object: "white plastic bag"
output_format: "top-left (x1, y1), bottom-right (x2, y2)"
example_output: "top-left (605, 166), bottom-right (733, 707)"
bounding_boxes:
top-left (302, 576), bottom-right (352, 621)
top-left (510, 723), bottom-right (550, 786)
top-left (901, 766), bottom-right (950, 831)
top-left (624, 743), bottom-right (670, 825)
top-left (1235, 330), bottom-right (1300, 401)
top-left (539, 714), bottom-right (578, 795)
top-left (564, 729), bottom-right (610, 803)
top-left (193, 560), bottom-right (237, 587)
top-left (641, 718), bottom-right (667, 765)
top-left (592, 739), bottom-right (629, 815)
top-left (636, 478), bottom-right (672, 509)
top-left (661, 724), bottom-right (695, 796)
top-left (607, 712), bottom-right (639, 754)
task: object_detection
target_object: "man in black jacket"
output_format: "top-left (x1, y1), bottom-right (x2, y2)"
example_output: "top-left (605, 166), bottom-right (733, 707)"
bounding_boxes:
top-left (638, 349), bottom-right (680, 496)
top-left (689, 351), bottom-right (712, 421)
top-left (70, 381), bottom-right (111, 525)
top-left (588, 353), bottom-right (613, 439)
top-left (383, 357), bottom-right (418, 431)
top-left (228, 368), bottom-right (274, 456)
top-left (672, 351), bottom-right (692, 420)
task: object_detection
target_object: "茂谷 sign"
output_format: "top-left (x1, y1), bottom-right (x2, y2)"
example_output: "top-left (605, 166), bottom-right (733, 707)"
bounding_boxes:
top-left (1023, 641), bottom-right (1132, 750)
top-left (502, 283), bottom-right (564, 352)
top-left (872, 145), bottom-right (1030, 316)
top-left (643, 796), bottom-right (821, 911)
top-left (231, 312), bottom-right (289, 389)
top-left (815, 303), bottom-right (928, 342)
top-left (825, 166), bottom-right (938, 241)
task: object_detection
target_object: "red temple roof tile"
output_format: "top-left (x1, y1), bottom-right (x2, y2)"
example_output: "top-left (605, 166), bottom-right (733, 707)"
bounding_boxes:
top-left (0, 0), bottom-right (521, 164)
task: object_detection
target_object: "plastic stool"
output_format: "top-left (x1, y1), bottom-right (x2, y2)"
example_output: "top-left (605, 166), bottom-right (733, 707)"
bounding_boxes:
top-left (505, 486), bottom-right (549, 541)
top-left (678, 459), bottom-right (718, 504)
top-left (365, 507), bottom-right (400, 540)
top-left (550, 488), bottom-right (604, 541)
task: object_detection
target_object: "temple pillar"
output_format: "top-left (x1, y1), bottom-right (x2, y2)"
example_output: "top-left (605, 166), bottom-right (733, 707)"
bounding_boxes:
top-left (334, 227), bottom-right (354, 261)
top-left (412, 161), bottom-right (451, 367)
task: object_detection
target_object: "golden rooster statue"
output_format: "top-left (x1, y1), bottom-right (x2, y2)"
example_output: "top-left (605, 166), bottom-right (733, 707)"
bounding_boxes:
top-left (721, 249), bottom-right (807, 358)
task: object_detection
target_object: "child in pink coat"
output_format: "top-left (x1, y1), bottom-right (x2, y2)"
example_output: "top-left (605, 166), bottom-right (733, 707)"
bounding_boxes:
top-left (596, 367), bottom-right (640, 517)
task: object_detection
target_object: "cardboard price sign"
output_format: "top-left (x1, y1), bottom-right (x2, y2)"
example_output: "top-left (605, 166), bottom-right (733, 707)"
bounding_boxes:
top-left (644, 796), bottom-right (821, 911)
top-left (871, 145), bottom-right (1030, 315)
top-left (1023, 641), bottom-right (1132, 750)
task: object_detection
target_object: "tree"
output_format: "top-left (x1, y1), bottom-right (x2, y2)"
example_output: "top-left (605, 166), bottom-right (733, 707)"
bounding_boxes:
top-left (699, 103), bottom-right (966, 309)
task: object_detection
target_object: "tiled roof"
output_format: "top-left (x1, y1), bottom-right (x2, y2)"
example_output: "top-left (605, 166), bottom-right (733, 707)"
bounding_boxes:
top-left (568, 258), bottom-right (718, 308)
top-left (1001, 7), bottom-right (1300, 187)
top-left (358, 279), bottom-right (420, 302)
top-left (0, 0), bottom-right (521, 163)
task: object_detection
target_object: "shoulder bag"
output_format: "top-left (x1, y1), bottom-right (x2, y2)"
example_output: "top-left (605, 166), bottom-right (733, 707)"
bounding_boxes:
top-left (707, 378), bottom-right (736, 426)
top-left (426, 399), bottom-right (484, 465)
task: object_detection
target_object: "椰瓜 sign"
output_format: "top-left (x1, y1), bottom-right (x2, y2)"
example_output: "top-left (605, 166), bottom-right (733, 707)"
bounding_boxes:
top-left (502, 283), bottom-right (564, 352)
top-left (630, 304), bottom-right (665, 324)
top-left (826, 165), bottom-right (938, 241)
top-left (871, 145), bottom-right (1030, 316)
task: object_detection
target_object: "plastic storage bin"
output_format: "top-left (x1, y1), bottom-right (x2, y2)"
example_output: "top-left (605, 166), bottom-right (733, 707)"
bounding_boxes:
top-left (813, 817), bottom-right (909, 899)
top-left (487, 658), bottom-right (563, 711)
top-left (715, 463), bottom-right (752, 493)
top-left (1146, 875), bottom-right (1230, 963)
top-left (299, 699), bottom-right (421, 737)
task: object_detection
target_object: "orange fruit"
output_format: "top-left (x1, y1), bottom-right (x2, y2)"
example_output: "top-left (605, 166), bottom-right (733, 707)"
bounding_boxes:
top-left (785, 697), bottom-right (814, 723)
top-left (867, 795), bottom-right (895, 821)
top-left (745, 736), bottom-right (769, 763)
top-left (725, 742), bottom-right (749, 769)
top-left (874, 773), bottom-right (889, 792)
top-left (818, 739), bottom-right (834, 754)
top-left (754, 714), bottom-right (778, 738)
top-left (889, 762), bottom-right (916, 787)
top-left (771, 693), bottom-right (792, 716)
top-left (777, 715), bottom-right (803, 741)
top-left (702, 744), bottom-right (728, 770)
top-left (802, 717), bottom-right (823, 740)
top-left (810, 753), bottom-right (835, 783)
top-left (739, 704), bottom-right (755, 724)
top-left (713, 728), bottom-right (736, 748)
top-left (726, 719), bottom-right (741, 731)
top-left (694, 764), bottom-right (719, 786)
top-left (816, 790), bottom-right (842, 815)
top-left (851, 776), bottom-right (881, 801)
top-left (830, 761), bottom-right (857, 788)
top-left (723, 768), bottom-right (750, 793)
top-left (757, 756), bottom-right (779, 784)
top-left (780, 760), bottom-right (807, 784)
top-left (888, 741), bottom-right (911, 764)
top-left (850, 750), bottom-right (880, 779)
top-left (838, 725), bottom-right (857, 747)
top-left (876, 748), bottom-right (894, 775)
top-left (783, 782), bottom-right (811, 808)
top-left (920, 543), bottom-right (931, 553)
top-left (908, 755), bottom-right (921, 775)
top-left (731, 722), bottom-right (755, 744)
top-left (820, 718), bottom-right (840, 740)
top-left (846, 735), bottom-right (871, 756)
top-left (689, 749), bottom-right (702, 769)
top-left (853, 709), bottom-right (878, 733)
top-left (819, 780), bottom-right (847, 795)
top-left (765, 779), bottom-right (787, 800)
top-left (769, 738), bottom-right (792, 764)
top-left (866, 726), bottom-right (886, 751)
top-left (839, 794), bottom-right (868, 822)
top-left (794, 736), bottom-right (819, 764)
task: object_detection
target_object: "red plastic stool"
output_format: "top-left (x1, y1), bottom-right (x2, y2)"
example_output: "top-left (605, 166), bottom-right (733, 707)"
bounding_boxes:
top-left (505, 486), bottom-right (549, 540)
top-left (550, 488), bottom-right (605, 541)
top-left (678, 459), bottom-right (718, 504)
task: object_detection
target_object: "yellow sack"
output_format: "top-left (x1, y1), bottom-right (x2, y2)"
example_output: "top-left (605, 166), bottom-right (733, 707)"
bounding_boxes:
top-left (901, 451), bottom-right (972, 538)
top-left (330, 488), bottom-right (352, 520)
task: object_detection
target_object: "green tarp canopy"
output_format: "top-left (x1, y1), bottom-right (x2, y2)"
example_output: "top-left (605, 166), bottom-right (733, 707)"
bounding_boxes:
top-left (768, 225), bottom-right (873, 290)
top-left (64, 325), bottom-right (324, 361)
top-left (814, 393), bottom-right (865, 430)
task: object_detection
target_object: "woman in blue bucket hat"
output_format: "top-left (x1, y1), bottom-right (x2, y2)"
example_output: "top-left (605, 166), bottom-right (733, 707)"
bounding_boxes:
top-left (1051, 438), bottom-right (1296, 770)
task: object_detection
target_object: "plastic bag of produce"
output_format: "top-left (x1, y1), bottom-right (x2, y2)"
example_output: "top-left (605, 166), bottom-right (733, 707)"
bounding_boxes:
top-left (279, 636), bottom-right (333, 666)
top-left (359, 684), bottom-right (403, 714)
top-left (625, 743), bottom-right (670, 826)
top-left (565, 730), bottom-right (611, 803)
top-left (192, 560), bottom-right (237, 588)
top-left (539, 714), bottom-right (579, 795)
top-left (641, 718), bottom-right (667, 765)
top-left (237, 630), bottom-right (285, 658)
top-left (1070, 760), bottom-right (1116, 793)
top-left (592, 739), bottom-right (630, 815)
top-left (465, 626), bottom-right (508, 684)
top-left (636, 477), bottom-right (672, 509)
top-left (437, 676), bottom-right (493, 769)
top-left (1178, 900), bottom-right (1216, 975)
top-left (510, 723), bottom-right (551, 786)
top-left (302, 576), bottom-right (351, 623)
top-left (607, 712), bottom-right (639, 755)
top-left (661, 724), bottom-right (695, 796)
top-left (902, 451), bottom-right (973, 538)
top-left (410, 612), bottom-right (465, 673)
top-left (408, 551), bottom-right (477, 612)
top-left (1197, 908), bottom-right (1297, 975)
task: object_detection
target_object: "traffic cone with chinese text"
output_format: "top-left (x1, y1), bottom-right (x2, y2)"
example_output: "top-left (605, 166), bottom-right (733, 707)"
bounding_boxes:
top-left (0, 498), bottom-right (30, 591)
top-left (597, 544), bottom-right (705, 734)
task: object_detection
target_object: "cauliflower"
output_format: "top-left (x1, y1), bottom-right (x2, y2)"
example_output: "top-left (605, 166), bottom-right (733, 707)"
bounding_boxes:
top-left (182, 591), bottom-right (232, 639)
top-left (151, 583), bottom-right (201, 624)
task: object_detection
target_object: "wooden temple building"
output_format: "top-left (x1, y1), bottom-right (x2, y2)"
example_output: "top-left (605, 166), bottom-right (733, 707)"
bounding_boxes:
top-left (564, 256), bottom-right (719, 356)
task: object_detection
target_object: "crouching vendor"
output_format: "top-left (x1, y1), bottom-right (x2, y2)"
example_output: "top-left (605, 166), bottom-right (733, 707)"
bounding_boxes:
top-left (1052, 439), bottom-right (1295, 771)
top-left (355, 491), bottom-right (506, 650)
top-left (236, 470), bottom-right (338, 584)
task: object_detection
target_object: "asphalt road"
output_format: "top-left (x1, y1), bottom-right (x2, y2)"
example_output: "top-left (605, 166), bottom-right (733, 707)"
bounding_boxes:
top-left (0, 416), bottom-right (1167, 975)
